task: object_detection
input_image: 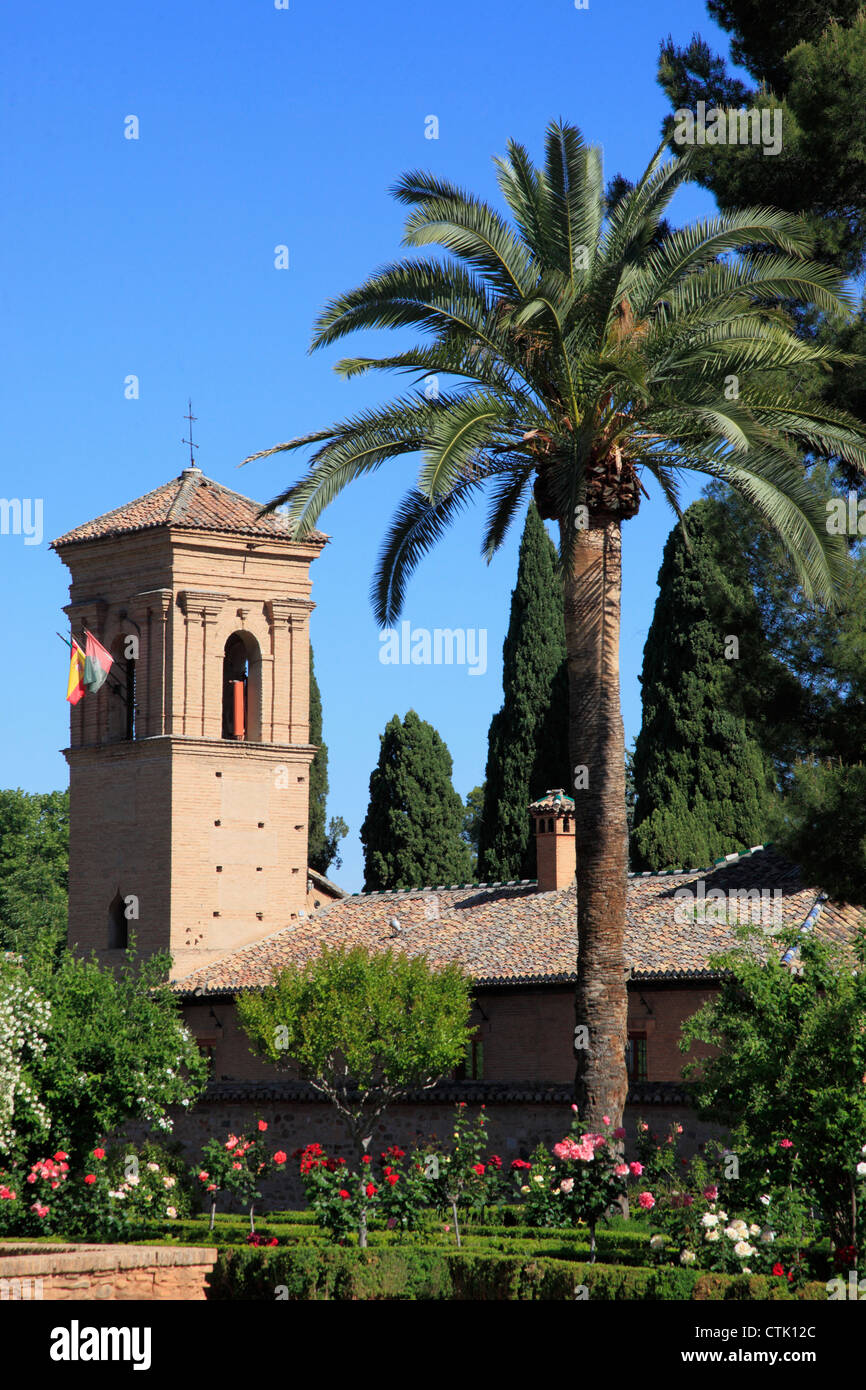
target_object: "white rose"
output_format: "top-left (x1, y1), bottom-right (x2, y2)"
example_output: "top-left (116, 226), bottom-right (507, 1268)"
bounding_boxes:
top-left (680, 1250), bottom-right (696, 1265)
top-left (760, 1195), bottom-right (771, 1206)
top-left (759, 1229), bottom-right (775, 1243)
top-left (166, 1206), bottom-right (177, 1218)
top-left (733, 1241), bottom-right (755, 1258)
top-left (533, 1174), bottom-right (545, 1185)
top-left (650, 1235), bottom-right (666, 1249)
top-left (724, 1227), bottom-right (739, 1240)
top-left (749, 1224), bottom-right (761, 1236)
top-left (560, 1178), bottom-right (574, 1194)
top-left (701, 1213), bottom-right (718, 1228)
top-left (857, 1162), bottom-right (866, 1177)
top-left (147, 1163), bottom-right (160, 1173)
top-left (705, 1229), bottom-right (720, 1242)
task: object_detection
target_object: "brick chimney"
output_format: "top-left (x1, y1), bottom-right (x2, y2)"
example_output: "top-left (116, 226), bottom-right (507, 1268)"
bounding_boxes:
top-left (529, 789), bottom-right (576, 892)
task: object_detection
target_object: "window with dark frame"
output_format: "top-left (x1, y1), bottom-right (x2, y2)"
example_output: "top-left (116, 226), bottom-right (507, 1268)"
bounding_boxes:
top-left (625, 1033), bottom-right (648, 1083)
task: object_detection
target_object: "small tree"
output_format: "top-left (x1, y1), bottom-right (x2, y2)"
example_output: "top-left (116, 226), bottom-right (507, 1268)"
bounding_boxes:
top-left (237, 945), bottom-right (473, 1246)
top-left (682, 924), bottom-right (866, 1250)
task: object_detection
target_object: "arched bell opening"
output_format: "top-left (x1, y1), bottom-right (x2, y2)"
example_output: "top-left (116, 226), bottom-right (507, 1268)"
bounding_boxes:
top-left (222, 631), bottom-right (262, 742)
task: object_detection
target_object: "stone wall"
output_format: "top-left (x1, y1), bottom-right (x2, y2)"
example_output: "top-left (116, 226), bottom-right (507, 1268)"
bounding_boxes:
top-left (0, 1244), bottom-right (217, 1301)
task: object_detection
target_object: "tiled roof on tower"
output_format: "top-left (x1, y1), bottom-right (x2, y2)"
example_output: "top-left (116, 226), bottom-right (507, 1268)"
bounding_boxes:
top-left (51, 467), bottom-right (328, 548)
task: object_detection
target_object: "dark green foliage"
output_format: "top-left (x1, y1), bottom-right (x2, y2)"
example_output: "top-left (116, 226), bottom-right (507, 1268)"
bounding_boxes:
top-left (631, 500), bottom-right (773, 870)
top-left (360, 711), bottom-right (472, 891)
top-left (683, 926), bottom-right (866, 1247)
top-left (657, 10), bottom-right (866, 272)
top-left (477, 504), bottom-right (569, 882)
top-left (0, 788), bottom-right (68, 965)
top-left (701, 475), bottom-right (866, 781)
top-left (207, 1242), bottom-right (824, 1300)
top-left (22, 948), bottom-right (209, 1158)
top-left (461, 785), bottom-right (484, 877)
top-left (307, 648), bottom-right (347, 875)
top-left (771, 762), bottom-right (866, 903)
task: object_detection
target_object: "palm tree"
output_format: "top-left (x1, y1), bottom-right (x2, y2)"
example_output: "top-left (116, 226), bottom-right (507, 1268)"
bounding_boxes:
top-left (244, 123), bottom-right (866, 1127)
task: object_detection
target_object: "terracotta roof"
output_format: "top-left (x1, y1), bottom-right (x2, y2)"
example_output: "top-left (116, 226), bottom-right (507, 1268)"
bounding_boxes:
top-left (529, 788), bottom-right (575, 813)
top-left (51, 468), bottom-right (328, 548)
top-left (173, 845), bottom-right (861, 997)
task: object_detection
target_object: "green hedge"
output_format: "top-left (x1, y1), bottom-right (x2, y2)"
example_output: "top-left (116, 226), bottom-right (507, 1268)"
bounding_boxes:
top-left (207, 1245), bottom-right (828, 1301)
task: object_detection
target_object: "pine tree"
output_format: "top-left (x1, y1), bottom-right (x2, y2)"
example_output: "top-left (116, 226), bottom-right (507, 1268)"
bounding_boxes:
top-left (360, 710), bottom-right (472, 891)
top-left (477, 503), bottom-right (570, 882)
top-left (631, 499), bottom-right (774, 870)
top-left (307, 647), bottom-right (347, 875)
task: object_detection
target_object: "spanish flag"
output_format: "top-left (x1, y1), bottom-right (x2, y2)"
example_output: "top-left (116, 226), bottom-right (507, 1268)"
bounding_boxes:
top-left (66, 640), bottom-right (86, 705)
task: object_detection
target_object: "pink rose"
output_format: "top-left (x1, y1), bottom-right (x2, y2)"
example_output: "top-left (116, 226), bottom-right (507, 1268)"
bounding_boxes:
top-left (637, 1192), bottom-right (655, 1210)
top-left (629, 1161), bottom-right (643, 1176)
top-left (615, 1164), bottom-right (629, 1177)
top-left (780, 1139), bottom-right (794, 1149)
top-left (602, 1115), bottom-right (611, 1125)
top-left (703, 1185), bottom-right (718, 1200)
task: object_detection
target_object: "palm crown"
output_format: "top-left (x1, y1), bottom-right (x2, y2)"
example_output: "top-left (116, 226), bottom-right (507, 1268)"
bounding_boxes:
top-left (247, 121), bottom-right (866, 620)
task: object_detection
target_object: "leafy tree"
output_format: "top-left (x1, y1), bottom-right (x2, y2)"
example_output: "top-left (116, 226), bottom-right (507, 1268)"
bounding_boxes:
top-left (245, 121), bottom-right (866, 1125)
top-left (237, 944), bottom-right (473, 1243)
top-left (0, 789), bottom-right (68, 964)
top-left (771, 762), bottom-right (866, 905)
top-left (307, 648), bottom-right (348, 875)
top-left (657, 11), bottom-right (866, 272)
top-left (477, 502), bottom-right (569, 882)
top-left (683, 924), bottom-right (866, 1248)
top-left (0, 957), bottom-right (51, 1161)
top-left (360, 710), bottom-right (472, 890)
top-left (461, 784), bottom-right (485, 876)
top-left (632, 499), bottom-right (773, 869)
top-left (20, 947), bottom-right (209, 1160)
top-left (700, 475), bottom-right (866, 783)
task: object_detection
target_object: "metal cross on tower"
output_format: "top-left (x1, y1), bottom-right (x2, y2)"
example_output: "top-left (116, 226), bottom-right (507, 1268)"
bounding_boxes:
top-left (182, 400), bottom-right (199, 467)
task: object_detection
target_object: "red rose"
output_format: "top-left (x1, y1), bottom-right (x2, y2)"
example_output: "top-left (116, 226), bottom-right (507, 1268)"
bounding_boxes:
top-left (488, 1155), bottom-right (502, 1169)
top-left (365, 1183), bottom-right (377, 1198)
top-left (84, 1175), bottom-right (96, 1185)
top-left (472, 1163), bottom-right (485, 1176)
top-left (772, 1263), bottom-right (785, 1277)
top-left (339, 1190), bottom-right (350, 1200)
top-left (361, 1155), bottom-right (372, 1164)
top-left (386, 1173), bottom-right (399, 1186)
top-left (258, 1120), bottom-right (268, 1132)
top-left (268, 1237), bottom-right (278, 1246)
top-left (198, 1171), bottom-right (209, 1181)
top-left (273, 1151), bottom-right (287, 1165)
top-left (53, 1151), bottom-right (68, 1162)
top-left (92, 1148), bottom-right (106, 1160)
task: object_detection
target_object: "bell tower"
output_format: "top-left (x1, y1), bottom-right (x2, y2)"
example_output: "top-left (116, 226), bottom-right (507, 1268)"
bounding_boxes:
top-left (52, 465), bottom-right (327, 978)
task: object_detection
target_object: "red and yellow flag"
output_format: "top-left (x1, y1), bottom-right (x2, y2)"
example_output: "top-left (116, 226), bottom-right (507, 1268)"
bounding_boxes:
top-left (66, 639), bottom-right (86, 705)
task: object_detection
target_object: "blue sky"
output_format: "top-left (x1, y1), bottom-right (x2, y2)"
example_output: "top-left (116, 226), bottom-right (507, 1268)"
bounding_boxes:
top-left (1, 0), bottom-right (743, 891)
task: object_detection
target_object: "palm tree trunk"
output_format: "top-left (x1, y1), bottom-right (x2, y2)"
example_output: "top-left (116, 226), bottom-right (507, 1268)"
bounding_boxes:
top-left (560, 511), bottom-right (630, 1129)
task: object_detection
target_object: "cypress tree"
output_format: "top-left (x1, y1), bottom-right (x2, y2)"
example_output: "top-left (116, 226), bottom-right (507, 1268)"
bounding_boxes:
top-left (477, 503), bottom-right (570, 882)
top-left (631, 499), bottom-right (773, 871)
top-left (307, 647), bottom-right (347, 875)
top-left (361, 710), bottom-right (472, 891)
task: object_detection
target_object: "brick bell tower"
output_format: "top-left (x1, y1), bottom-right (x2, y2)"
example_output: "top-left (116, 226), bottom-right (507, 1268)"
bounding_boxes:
top-left (52, 464), bottom-right (327, 978)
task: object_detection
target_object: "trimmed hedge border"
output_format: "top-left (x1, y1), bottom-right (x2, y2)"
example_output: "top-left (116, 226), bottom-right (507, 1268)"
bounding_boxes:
top-left (207, 1245), bottom-right (828, 1301)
